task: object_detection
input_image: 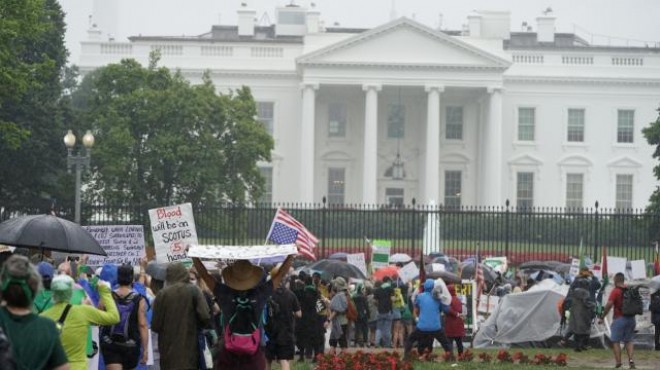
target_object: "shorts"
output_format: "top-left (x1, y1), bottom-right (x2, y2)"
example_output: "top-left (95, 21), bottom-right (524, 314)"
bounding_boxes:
top-left (265, 341), bottom-right (295, 360)
top-left (610, 316), bottom-right (636, 343)
top-left (368, 321), bottom-right (377, 331)
top-left (101, 342), bottom-right (140, 369)
top-left (392, 309), bottom-right (402, 321)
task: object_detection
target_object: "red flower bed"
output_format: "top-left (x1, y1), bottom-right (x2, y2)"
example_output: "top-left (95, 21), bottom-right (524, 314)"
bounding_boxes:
top-left (315, 351), bottom-right (413, 370)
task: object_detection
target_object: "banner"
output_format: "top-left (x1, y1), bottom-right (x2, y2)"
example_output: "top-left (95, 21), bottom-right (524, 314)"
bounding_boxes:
top-left (83, 225), bottom-right (146, 267)
top-left (346, 253), bottom-right (368, 278)
top-left (630, 260), bottom-right (646, 280)
top-left (149, 203), bottom-right (198, 263)
top-left (569, 258), bottom-right (580, 277)
top-left (371, 239), bottom-right (391, 270)
top-left (456, 280), bottom-right (477, 336)
top-left (188, 244), bottom-right (297, 260)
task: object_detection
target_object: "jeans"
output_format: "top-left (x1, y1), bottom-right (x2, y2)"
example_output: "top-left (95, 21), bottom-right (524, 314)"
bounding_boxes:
top-left (375, 312), bottom-right (393, 348)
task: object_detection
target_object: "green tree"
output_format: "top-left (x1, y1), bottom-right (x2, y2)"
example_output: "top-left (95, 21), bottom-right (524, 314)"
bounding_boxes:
top-left (642, 106), bottom-right (660, 241)
top-left (75, 53), bottom-right (273, 208)
top-left (0, 0), bottom-right (70, 210)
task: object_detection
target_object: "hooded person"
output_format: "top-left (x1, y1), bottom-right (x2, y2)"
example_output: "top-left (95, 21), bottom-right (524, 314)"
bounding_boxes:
top-left (33, 261), bottom-right (56, 313)
top-left (328, 276), bottom-right (350, 353)
top-left (41, 274), bottom-right (120, 370)
top-left (444, 284), bottom-right (466, 356)
top-left (191, 255), bottom-right (294, 370)
top-left (0, 254), bottom-right (70, 370)
top-left (152, 262), bottom-right (211, 370)
top-left (403, 279), bottom-right (452, 360)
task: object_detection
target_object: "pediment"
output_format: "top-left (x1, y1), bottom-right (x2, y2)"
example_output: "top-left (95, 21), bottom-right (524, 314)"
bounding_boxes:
top-left (607, 156), bottom-right (643, 168)
top-left (557, 154), bottom-right (593, 167)
top-left (298, 18), bottom-right (510, 70)
top-left (508, 154), bottom-right (543, 166)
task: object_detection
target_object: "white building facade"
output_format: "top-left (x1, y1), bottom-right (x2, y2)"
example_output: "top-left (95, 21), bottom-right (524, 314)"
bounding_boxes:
top-left (79, 6), bottom-right (660, 209)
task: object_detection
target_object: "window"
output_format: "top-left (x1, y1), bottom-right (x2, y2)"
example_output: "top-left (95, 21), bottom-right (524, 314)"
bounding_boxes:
top-left (518, 107), bottom-right (535, 141)
top-left (615, 174), bottom-right (633, 210)
top-left (444, 171), bottom-right (462, 208)
top-left (516, 172), bottom-right (534, 209)
top-left (445, 106), bottom-right (464, 140)
top-left (257, 102), bottom-right (274, 135)
top-left (565, 173), bottom-right (584, 209)
top-left (385, 188), bottom-right (404, 207)
top-left (617, 110), bottom-right (634, 143)
top-left (328, 103), bottom-right (347, 137)
top-left (258, 167), bottom-right (273, 204)
top-left (567, 109), bottom-right (585, 142)
top-left (327, 168), bottom-right (345, 206)
top-left (387, 104), bottom-right (405, 139)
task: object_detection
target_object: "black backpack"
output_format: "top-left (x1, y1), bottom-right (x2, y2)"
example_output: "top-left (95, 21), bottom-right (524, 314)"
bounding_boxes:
top-left (101, 292), bottom-right (141, 347)
top-left (0, 324), bottom-right (16, 370)
top-left (621, 286), bottom-right (643, 317)
top-left (264, 294), bottom-right (281, 336)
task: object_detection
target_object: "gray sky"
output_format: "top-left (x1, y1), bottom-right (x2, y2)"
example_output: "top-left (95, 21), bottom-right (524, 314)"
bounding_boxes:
top-left (61, 0), bottom-right (660, 64)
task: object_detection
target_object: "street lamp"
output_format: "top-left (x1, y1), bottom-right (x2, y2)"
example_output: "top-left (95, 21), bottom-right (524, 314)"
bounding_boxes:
top-left (64, 130), bottom-right (94, 224)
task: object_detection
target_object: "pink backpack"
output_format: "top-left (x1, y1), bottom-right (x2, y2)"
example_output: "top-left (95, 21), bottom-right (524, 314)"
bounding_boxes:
top-left (223, 296), bottom-right (260, 355)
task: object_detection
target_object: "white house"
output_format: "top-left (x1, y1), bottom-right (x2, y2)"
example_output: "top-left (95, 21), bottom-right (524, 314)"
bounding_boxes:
top-left (79, 4), bottom-right (660, 209)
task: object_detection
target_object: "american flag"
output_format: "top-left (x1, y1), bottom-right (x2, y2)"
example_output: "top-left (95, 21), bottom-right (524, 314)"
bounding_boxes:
top-left (266, 208), bottom-right (318, 261)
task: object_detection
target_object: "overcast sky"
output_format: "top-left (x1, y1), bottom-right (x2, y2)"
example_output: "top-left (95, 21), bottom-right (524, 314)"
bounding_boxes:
top-left (60, 0), bottom-right (660, 64)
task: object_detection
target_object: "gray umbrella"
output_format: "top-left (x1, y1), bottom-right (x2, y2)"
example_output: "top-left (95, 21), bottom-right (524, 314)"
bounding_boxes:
top-left (0, 215), bottom-right (107, 256)
top-left (304, 259), bottom-right (366, 280)
top-left (425, 264), bottom-right (462, 284)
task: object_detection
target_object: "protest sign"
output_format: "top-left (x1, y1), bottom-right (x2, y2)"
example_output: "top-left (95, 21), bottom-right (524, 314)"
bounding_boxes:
top-left (398, 261), bottom-right (419, 283)
top-left (456, 280), bottom-right (477, 336)
top-left (607, 257), bottom-right (627, 276)
top-left (83, 225), bottom-right (146, 267)
top-left (630, 260), bottom-right (646, 280)
top-left (149, 203), bottom-right (198, 263)
top-left (346, 253), bottom-right (368, 278)
top-left (371, 239), bottom-right (391, 270)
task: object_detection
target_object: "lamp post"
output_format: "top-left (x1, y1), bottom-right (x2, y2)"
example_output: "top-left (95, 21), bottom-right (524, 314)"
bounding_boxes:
top-left (63, 130), bottom-right (95, 224)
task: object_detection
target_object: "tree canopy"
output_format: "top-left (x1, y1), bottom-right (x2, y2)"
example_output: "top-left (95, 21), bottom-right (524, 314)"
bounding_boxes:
top-left (642, 106), bottom-right (660, 240)
top-left (74, 53), bottom-right (274, 208)
top-left (0, 0), bottom-right (70, 210)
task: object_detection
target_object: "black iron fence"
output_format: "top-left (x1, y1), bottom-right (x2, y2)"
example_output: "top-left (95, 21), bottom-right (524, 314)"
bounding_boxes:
top-left (2, 199), bottom-right (659, 267)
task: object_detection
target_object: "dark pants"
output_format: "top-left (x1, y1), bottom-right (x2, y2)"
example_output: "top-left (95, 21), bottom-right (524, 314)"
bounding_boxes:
top-left (216, 347), bottom-right (266, 370)
top-left (574, 333), bottom-right (589, 350)
top-left (448, 336), bottom-right (464, 355)
top-left (654, 323), bottom-right (659, 350)
top-left (404, 328), bottom-right (450, 357)
top-left (355, 319), bottom-right (369, 345)
top-left (329, 324), bottom-right (348, 349)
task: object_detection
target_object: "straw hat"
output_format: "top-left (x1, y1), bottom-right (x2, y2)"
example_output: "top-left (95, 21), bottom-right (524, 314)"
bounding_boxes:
top-left (222, 260), bottom-right (264, 291)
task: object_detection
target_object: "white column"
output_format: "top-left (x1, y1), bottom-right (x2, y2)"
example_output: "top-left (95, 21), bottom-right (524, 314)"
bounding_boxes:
top-left (300, 83), bottom-right (318, 203)
top-left (424, 85), bottom-right (444, 204)
top-left (484, 87), bottom-right (503, 206)
top-left (362, 84), bottom-right (381, 204)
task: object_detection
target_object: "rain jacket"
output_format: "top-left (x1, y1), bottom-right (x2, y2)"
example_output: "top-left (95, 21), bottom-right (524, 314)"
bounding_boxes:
top-left (152, 263), bottom-right (210, 370)
top-left (568, 287), bottom-right (595, 335)
top-left (415, 279), bottom-right (449, 332)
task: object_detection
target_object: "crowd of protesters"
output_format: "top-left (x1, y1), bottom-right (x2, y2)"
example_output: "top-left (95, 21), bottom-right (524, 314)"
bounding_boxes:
top-left (1, 248), bottom-right (658, 370)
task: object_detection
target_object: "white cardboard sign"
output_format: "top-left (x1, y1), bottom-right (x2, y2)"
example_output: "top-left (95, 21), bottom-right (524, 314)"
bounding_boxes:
top-left (607, 257), bottom-right (627, 277)
top-left (346, 253), bottom-right (368, 278)
top-left (630, 260), bottom-right (646, 280)
top-left (188, 244), bottom-right (298, 260)
top-left (82, 225), bottom-right (146, 267)
top-left (569, 258), bottom-right (580, 277)
top-left (398, 261), bottom-right (419, 284)
top-left (149, 203), bottom-right (198, 263)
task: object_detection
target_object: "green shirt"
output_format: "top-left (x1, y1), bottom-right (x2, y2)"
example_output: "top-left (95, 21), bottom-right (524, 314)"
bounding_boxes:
top-left (0, 307), bottom-right (68, 370)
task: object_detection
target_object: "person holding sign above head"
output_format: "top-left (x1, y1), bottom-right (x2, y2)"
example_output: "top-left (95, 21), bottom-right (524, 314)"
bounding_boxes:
top-left (192, 254), bottom-right (294, 370)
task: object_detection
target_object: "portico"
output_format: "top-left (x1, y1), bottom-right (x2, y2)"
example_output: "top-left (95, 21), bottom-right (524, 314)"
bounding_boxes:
top-left (297, 18), bottom-right (510, 205)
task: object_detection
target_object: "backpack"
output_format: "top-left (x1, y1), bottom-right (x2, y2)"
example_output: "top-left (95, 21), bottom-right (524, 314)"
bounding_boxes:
top-left (223, 294), bottom-right (260, 355)
top-left (0, 325), bottom-right (16, 370)
top-left (264, 294), bottom-right (281, 337)
top-left (345, 293), bottom-right (358, 322)
top-left (621, 286), bottom-right (643, 317)
top-left (101, 292), bottom-right (141, 347)
top-left (649, 291), bottom-right (660, 313)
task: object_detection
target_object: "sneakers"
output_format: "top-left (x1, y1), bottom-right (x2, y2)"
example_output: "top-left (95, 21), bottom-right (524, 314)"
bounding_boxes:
top-left (615, 363), bottom-right (622, 369)
top-left (628, 361), bottom-right (636, 369)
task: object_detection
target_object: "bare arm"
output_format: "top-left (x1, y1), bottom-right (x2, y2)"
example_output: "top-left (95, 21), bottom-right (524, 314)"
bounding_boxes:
top-left (271, 255), bottom-right (294, 288)
top-left (138, 298), bottom-right (149, 364)
top-left (192, 257), bottom-right (216, 292)
top-left (601, 300), bottom-right (614, 319)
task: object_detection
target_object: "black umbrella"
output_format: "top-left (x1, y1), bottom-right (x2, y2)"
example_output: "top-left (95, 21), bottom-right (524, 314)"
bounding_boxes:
top-left (0, 215), bottom-right (107, 256)
top-left (305, 259), bottom-right (366, 280)
top-left (426, 269), bottom-right (462, 284)
top-left (460, 262), bottom-right (498, 285)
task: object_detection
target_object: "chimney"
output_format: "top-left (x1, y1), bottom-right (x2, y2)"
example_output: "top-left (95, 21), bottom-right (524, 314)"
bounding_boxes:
top-left (307, 9), bottom-right (320, 33)
top-left (468, 13), bottom-right (482, 37)
top-left (87, 23), bottom-right (102, 41)
top-left (536, 15), bottom-right (555, 43)
top-left (238, 7), bottom-right (256, 36)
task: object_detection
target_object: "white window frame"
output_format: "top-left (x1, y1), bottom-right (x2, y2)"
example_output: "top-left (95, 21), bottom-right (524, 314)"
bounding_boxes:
top-left (327, 167), bottom-right (346, 206)
top-left (565, 172), bottom-right (584, 209)
top-left (616, 109), bottom-right (635, 144)
top-left (443, 170), bottom-right (462, 208)
top-left (445, 106), bottom-right (464, 141)
top-left (257, 167), bottom-right (273, 205)
top-left (387, 103), bottom-right (405, 139)
top-left (516, 107), bottom-right (536, 142)
top-left (615, 173), bottom-right (634, 211)
top-left (516, 171), bottom-right (535, 209)
top-left (256, 101), bottom-right (275, 135)
top-left (328, 103), bottom-right (347, 138)
top-left (385, 187), bottom-right (405, 207)
top-left (566, 108), bottom-right (586, 143)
